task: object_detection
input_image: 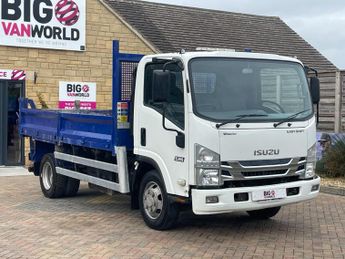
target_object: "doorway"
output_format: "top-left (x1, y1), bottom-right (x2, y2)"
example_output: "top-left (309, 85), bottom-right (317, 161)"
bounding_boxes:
top-left (0, 80), bottom-right (25, 166)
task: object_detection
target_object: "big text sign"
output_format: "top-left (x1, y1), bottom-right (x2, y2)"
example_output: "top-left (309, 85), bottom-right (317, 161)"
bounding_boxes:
top-left (59, 81), bottom-right (96, 110)
top-left (0, 0), bottom-right (85, 51)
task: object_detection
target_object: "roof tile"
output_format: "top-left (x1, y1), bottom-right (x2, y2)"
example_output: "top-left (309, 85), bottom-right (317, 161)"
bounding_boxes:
top-left (103, 0), bottom-right (337, 71)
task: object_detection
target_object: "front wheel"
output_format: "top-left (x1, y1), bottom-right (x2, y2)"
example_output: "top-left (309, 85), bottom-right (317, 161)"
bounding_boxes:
top-left (139, 170), bottom-right (179, 230)
top-left (247, 206), bottom-right (281, 219)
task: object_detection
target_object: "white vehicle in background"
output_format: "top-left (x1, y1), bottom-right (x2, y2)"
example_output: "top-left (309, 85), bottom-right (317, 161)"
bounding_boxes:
top-left (21, 42), bottom-right (321, 230)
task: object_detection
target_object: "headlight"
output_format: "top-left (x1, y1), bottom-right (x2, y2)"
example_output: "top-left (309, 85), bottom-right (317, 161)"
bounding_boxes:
top-left (197, 169), bottom-right (220, 186)
top-left (304, 144), bottom-right (316, 179)
top-left (195, 144), bottom-right (220, 167)
top-left (195, 144), bottom-right (221, 186)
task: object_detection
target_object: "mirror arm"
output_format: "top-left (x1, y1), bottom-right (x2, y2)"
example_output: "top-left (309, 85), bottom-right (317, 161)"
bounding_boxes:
top-left (162, 104), bottom-right (180, 135)
top-left (163, 60), bottom-right (176, 72)
top-left (162, 107), bottom-right (185, 149)
top-left (305, 66), bottom-right (318, 77)
top-left (162, 58), bottom-right (184, 72)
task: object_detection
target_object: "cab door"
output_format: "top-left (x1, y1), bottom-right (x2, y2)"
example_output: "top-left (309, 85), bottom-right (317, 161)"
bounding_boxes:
top-left (134, 60), bottom-right (189, 197)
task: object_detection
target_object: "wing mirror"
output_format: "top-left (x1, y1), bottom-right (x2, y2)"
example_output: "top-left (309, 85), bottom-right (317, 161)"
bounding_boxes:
top-left (175, 132), bottom-right (185, 149)
top-left (310, 77), bottom-right (320, 104)
top-left (306, 66), bottom-right (321, 124)
top-left (152, 69), bottom-right (185, 149)
top-left (152, 70), bottom-right (171, 103)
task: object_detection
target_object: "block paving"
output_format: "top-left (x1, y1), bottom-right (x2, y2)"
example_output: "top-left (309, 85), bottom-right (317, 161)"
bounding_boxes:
top-left (0, 175), bottom-right (344, 258)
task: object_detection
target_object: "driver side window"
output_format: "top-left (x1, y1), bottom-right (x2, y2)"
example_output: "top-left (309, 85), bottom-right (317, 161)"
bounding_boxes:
top-left (144, 63), bottom-right (185, 129)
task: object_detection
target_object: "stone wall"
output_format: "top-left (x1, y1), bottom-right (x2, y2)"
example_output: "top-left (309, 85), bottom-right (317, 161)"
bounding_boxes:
top-left (0, 0), bottom-right (154, 110)
top-left (0, 0), bottom-right (155, 165)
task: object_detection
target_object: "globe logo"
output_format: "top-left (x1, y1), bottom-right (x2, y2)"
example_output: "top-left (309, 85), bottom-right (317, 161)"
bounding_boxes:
top-left (55, 0), bottom-right (80, 26)
top-left (82, 85), bottom-right (89, 93)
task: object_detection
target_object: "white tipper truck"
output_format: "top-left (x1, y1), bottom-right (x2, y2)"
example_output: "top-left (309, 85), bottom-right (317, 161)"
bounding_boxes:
top-left (20, 45), bottom-right (321, 230)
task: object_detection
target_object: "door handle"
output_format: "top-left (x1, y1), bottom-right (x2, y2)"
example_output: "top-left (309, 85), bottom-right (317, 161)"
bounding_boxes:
top-left (141, 128), bottom-right (146, 146)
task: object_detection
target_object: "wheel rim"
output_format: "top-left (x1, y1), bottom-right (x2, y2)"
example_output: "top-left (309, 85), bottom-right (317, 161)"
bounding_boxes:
top-left (42, 162), bottom-right (53, 190)
top-left (143, 181), bottom-right (163, 220)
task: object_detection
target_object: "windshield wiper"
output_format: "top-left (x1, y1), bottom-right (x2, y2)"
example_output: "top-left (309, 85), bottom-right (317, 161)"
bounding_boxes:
top-left (273, 109), bottom-right (311, 128)
top-left (216, 114), bottom-right (268, 129)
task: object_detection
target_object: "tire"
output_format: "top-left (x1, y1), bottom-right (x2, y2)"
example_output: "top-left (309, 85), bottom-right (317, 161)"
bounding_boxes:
top-left (65, 178), bottom-right (80, 197)
top-left (247, 206), bottom-right (281, 219)
top-left (139, 170), bottom-right (179, 230)
top-left (39, 153), bottom-right (68, 198)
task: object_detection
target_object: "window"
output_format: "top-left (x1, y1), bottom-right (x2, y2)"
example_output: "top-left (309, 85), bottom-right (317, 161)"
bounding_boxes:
top-left (192, 73), bottom-right (216, 94)
top-left (189, 58), bottom-right (312, 122)
top-left (144, 63), bottom-right (185, 129)
top-left (260, 68), bottom-right (306, 113)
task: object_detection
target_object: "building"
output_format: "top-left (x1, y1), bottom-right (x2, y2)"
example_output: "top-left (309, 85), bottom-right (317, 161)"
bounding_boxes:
top-left (0, 0), bottom-right (339, 166)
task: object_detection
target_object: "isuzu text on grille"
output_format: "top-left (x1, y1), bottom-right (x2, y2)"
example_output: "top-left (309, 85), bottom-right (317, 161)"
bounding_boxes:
top-left (254, 149), bottom-right (280, 156)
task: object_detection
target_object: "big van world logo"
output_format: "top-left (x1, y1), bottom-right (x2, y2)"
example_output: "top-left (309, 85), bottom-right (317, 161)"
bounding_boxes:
top-left (59, 81), bottom-right (97, 110)
top-left (67, 83), bottom-right (90, 98)
top-left (0, 0), bottom-right (85, 51)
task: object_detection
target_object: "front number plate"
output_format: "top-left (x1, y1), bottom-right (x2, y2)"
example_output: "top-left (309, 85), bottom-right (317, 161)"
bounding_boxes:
top-left (252, 188), bottom-right (286, 201)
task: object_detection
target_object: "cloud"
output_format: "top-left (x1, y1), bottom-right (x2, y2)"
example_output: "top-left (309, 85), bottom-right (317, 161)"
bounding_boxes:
top-left (284, 12), bottom-right (345, 68)
top-left (147, 0), bottom-right (345, 69)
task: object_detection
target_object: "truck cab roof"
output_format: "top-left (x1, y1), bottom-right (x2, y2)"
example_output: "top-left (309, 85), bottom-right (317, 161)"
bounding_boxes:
top-left (144, 51), bottom-right (304, 66)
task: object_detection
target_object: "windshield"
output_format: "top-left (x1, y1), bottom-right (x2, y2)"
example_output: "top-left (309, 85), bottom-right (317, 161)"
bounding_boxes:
top-left (189, 58), bottom-right (313, 122)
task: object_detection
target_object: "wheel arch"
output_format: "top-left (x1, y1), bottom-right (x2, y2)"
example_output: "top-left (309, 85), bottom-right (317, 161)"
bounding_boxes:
top-left (130, 155), bottom-right (168, 210)
top-left (29, 140), bottom-right (55, 176)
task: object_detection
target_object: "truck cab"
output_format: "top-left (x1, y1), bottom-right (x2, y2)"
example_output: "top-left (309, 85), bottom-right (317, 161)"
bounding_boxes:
top-left (20, 45), bottom-right (320, 230)
top-left (133, 51), bottom-right (320, 226)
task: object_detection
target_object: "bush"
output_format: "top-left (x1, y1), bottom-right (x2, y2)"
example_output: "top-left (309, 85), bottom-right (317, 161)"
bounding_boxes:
top-left (316, 159), bottom-right (327, 175)
top-left (320, 136), bottom-right (345, 178)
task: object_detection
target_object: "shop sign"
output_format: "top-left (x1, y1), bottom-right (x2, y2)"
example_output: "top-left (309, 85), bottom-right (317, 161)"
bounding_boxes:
top-left (59, 81), bottom-right (96, 110)
top-left (0, 0), bottom-right (86, 51)
top-left (0, 69), bottom-right (26, 80)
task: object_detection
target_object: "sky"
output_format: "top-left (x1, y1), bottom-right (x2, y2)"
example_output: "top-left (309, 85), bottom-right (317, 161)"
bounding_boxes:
top-left (147, 0), bottom-right (345, 69)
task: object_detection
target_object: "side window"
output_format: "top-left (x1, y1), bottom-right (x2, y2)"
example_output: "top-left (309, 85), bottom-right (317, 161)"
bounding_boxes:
top-left (144, 63), bottom-right (185, 129)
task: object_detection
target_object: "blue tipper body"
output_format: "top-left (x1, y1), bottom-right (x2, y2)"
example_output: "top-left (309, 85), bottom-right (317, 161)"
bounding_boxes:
top-left (19, 41), bottom-right (143, 155)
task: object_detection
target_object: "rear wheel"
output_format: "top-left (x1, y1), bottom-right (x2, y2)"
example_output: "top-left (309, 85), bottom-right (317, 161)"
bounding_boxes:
top-left (39, 154), bottom-right (68, 198)
top-left (247, 206), bottom-right (281, 219)
top-left (65, 178), bottom-right (80, 197)
top-left (139, 170), bottom-right (179, 230)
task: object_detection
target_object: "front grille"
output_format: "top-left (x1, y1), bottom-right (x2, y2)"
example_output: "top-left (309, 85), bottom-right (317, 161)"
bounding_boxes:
top-left (222, 159), bottom-right (291, 167)
top-left (239, 158), bottom-right (291, 167)
top-left (241, 169), bottom-right (287, 177)
top-left (223, 176), bottom-right (300, 188)
top-left (221, 157), bottom-right (306, 182)
top-left (297, 164), bottom-right (305, 171)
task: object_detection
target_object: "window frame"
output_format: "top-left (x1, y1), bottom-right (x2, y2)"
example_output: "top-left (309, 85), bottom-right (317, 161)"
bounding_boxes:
top-left (188, 57), bottom-right (314, 123)
top-left (143, 62), bottom-right (185, 130)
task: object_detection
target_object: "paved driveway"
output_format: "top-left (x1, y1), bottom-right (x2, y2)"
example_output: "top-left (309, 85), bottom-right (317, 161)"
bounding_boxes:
top-left (0, 175), bottom-right (344, 259)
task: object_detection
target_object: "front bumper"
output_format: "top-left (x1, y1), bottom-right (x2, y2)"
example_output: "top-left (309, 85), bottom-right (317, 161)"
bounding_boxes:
top-left (192, 177), bottom-right (320, 215)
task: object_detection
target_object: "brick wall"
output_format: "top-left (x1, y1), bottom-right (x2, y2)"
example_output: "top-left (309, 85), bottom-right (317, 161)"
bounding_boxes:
top-left (0, 0), bottom-right (154, 110)
top-left (0, 0), bottom-right (155, 166)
